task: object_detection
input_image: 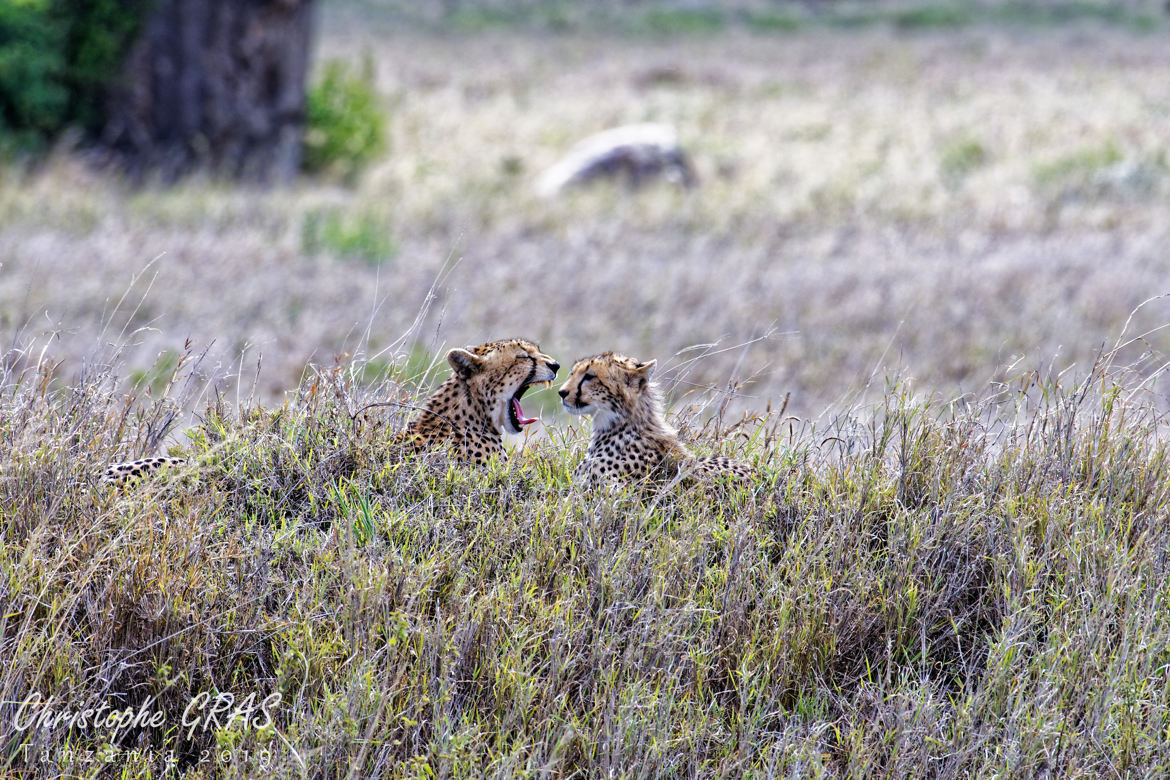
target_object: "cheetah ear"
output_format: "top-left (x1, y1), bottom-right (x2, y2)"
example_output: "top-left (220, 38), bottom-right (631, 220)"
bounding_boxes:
top-left (630, 359), bottom-right (656, 386)
top-left (447, 348), bottom-right (485, 378)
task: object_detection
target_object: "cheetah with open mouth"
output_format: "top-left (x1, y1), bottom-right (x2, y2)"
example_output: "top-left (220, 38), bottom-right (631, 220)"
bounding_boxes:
top-left (99, 338), bottom-right (560, 483)
top-left (396, 338), bottom-right (560, 464)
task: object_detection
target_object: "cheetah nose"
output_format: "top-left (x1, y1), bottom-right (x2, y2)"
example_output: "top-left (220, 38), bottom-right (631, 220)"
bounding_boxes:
top-left (558, 388), bottom-right (568, 399)
top-left (549, 361), bottom-right (560, 374)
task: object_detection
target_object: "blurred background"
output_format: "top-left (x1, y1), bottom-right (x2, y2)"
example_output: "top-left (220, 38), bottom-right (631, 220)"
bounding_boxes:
top-left (2, 0), bottom-right (1169, 423)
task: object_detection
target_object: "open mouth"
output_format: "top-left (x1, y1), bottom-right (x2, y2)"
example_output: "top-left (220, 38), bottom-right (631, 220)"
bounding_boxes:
top-left (508, 380), bottom-right (551, 431)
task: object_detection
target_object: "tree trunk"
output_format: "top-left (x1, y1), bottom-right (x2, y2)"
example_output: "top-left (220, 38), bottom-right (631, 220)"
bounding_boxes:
top-left (100, 0), bottom-right (314, 183)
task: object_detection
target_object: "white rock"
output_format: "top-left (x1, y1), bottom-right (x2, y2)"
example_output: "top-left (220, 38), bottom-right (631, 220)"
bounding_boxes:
top-left (536, 123), bottom-right (697, 197)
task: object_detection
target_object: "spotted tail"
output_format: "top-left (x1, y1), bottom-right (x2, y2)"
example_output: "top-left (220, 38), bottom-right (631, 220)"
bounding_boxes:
top-left (100, 457), bottom-right (187, 485)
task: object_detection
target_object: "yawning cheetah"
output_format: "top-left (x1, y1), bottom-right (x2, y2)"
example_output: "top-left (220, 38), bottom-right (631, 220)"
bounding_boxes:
top-left (100, 338), bottom-right (560, 483)
top-left (396, 338), bottom-right (559, 464)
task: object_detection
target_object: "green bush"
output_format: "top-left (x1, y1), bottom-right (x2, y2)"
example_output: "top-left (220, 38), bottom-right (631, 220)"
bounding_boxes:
top-left (0, 0), bottom-right (148, 155)
top-left (1033, 141), bottom-right (1123, 188)
top-left (940, 137), bottom-right (989, 182)
top-left (301, 207), bottom-right (398, 266)
top-left (303, 59), bottom-right (387, 179)
top-left (892, 4), bottom-right (974, 29)
top-left (637, 8), bottom-right (726, 34)
top-left (58, 0), bottom-right (153, 131)
top-left (743, 10), bottom-right (803, 33)
top-left (0, 1), bottom-right (66, 152)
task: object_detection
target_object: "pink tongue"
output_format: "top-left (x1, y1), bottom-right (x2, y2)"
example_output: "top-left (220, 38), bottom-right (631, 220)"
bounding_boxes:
top-left (512, 397), bottom-right (537, 426)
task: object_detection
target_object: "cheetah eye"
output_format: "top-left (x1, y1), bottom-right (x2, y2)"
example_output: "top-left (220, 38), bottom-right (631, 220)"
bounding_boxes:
top-left (582, 373), bottom-right (595, 382)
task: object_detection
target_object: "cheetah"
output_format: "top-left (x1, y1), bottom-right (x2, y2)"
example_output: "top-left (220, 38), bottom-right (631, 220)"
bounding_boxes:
top-left (99, 338), bottom-right (560, 483)
top-left (558, 351), bottom-right (753, 487)
top-left (99, 456), bottom-right (187, 484)
top-left (394, 338), bottom-right (560, 464)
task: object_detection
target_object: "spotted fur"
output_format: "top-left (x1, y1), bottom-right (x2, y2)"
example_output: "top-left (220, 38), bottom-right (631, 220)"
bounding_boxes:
top-left (100, 338), bottom-right (560, 484)
top-left (559, 352), bottom-right (753, 487)
top-left (395, 338), bottom-right (560, 465)
top-left (99, 456), bottom-right (187, 485)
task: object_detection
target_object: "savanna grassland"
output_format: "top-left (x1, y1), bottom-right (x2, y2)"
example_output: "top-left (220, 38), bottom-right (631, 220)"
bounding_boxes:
top-left (4, 4), bottom-right (1170, 777)
top-left (3, 10), bottom-right (1170, 419)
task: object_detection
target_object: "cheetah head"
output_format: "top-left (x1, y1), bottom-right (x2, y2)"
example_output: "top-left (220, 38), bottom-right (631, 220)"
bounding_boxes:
top-left (558, 351), bottom-right (656, 431)
top-left (447, 338), bottom-right (560, 435)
